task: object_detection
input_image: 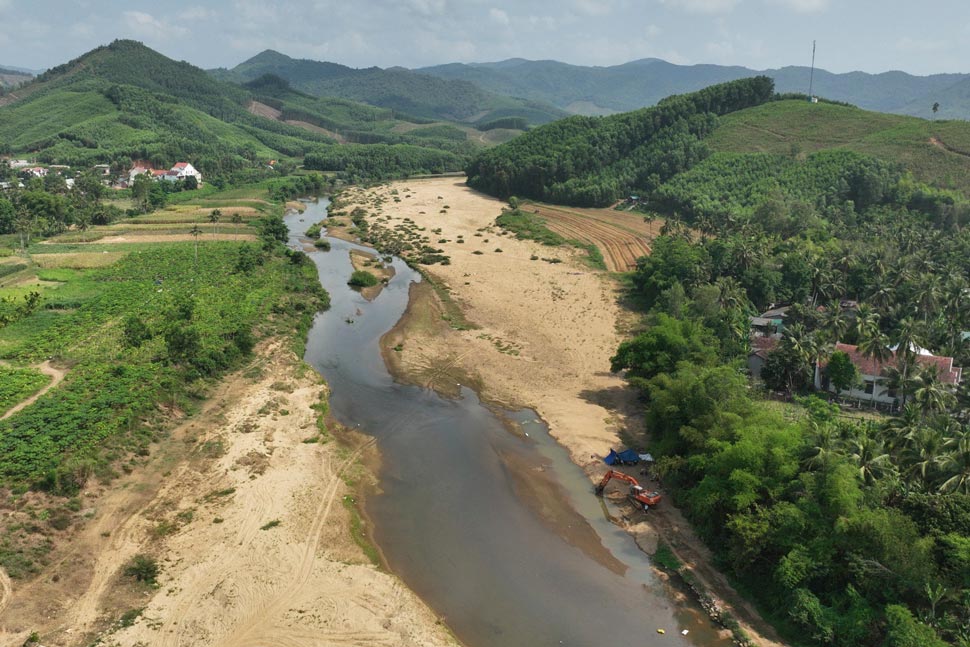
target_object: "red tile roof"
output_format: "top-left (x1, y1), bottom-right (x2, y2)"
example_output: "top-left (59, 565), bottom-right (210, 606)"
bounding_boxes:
top-left (825, 342), bottom-right (962, 385)
top-left (172, 162), bottom-right (189, 169)
top-left (750, 336), bottom-right (779, 359)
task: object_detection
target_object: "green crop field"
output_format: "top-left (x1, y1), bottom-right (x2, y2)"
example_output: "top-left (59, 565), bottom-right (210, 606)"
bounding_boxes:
top-left (0, 366), bottom-right (51, 416)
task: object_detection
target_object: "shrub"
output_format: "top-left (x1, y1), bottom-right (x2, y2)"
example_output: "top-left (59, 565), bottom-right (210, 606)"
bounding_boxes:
top-left (347, 270), bottom-right (379, 288)
top-left (124, 554), bottom-right (160, 585)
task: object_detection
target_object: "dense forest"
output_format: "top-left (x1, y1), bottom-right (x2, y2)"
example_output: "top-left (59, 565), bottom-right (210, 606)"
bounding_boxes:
top-left (603, 107), bottom-right (970, 644)
top-left (465, 76), bottom-right (775, 206)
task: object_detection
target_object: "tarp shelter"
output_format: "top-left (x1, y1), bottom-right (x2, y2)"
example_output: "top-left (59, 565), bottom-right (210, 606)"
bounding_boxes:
top-left (604, 449), bottom-right (640, 465)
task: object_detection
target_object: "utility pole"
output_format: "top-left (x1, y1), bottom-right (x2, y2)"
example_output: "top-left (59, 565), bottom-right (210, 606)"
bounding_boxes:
top-left (808, 40), bottom-right (817, 100)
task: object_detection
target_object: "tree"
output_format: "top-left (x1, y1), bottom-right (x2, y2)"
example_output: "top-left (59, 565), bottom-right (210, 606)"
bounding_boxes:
top-left (131, 173), bottom-right (153, 212)
top-left (883, 604), bottom-right (948, 647)
top-left (827, 351), bottom-right (859, 395)
top-left (932, 102), bottom-right (940, 116)
top-left (610, 314), bottom-right (719, 389)
top-left (209, 209), bottom-right (221, 235)
top-left (189, 224), bottom-right (203, 268)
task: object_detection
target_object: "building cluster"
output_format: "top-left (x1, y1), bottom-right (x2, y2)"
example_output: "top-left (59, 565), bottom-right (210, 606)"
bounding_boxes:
top-left (0, 158), bottom-right (203, 191)
top-left (748, 303), bottom-right (963, 411)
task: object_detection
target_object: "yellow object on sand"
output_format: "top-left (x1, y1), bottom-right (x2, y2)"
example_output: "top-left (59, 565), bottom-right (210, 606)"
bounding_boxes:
top-left (657, 628), bottom-right (665, 634)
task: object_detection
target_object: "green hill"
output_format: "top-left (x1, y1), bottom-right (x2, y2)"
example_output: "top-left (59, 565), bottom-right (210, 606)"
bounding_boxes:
top-left (707, 99), bottom-right (970, 195)
top-left (215, 50), bottom-right (565, 125)
top-left (466, 76), bottom-right (776, 206)
top-left (0, 41), bottom-right (470, 177)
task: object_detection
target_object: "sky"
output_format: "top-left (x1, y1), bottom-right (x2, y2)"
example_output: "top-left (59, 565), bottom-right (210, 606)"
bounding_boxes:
top-left (0, 0), bottom-right (966, 76)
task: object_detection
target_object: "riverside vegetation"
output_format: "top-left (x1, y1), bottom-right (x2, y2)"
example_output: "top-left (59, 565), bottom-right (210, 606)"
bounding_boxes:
top-left (470, 77), bottom-right (970, 646)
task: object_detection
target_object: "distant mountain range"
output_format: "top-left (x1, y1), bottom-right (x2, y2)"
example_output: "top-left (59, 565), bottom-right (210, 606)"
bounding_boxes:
top-left (211, 50), bottom-right (566, 125)
top-left (417, 58), bottom-right (970, 120)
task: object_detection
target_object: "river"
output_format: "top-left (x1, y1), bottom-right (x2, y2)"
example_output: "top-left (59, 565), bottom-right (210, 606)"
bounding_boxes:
top-left (287, 199), bottom-right (732, 647)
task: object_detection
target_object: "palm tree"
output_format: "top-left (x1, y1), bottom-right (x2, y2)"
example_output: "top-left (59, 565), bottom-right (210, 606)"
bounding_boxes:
top-left (938, 426), bottom-right (970, 494)
top-left (910, 363), bottom-right (957, 417)
top-left (208, 209), bottom-right (221, 235)
top-left (822, 301), bottom-right (850, 344)
top-left (899, 426), bottom-right (944, 488)
top-left (848, 432), bottom-right (894, 485)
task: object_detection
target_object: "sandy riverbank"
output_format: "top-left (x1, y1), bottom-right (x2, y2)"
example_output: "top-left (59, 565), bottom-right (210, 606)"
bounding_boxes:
top-left (340, 177), bottom-right (786, 647)
top-left (0, 341), bottom-right (455, 647)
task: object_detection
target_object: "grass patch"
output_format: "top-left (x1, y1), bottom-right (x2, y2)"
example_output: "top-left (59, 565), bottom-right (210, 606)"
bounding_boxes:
top-left (653, 541), bottom-right (682, 571)
top-left (260, 519), bottom-right (281, 530)
top-left (342, 495), bottom-right (381, 567)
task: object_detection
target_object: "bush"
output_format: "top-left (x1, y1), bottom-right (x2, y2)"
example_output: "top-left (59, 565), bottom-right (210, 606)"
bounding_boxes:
top-left (124, 554), bottom-right (160, 585)
top-left (347, 270), bottom-right (379, 288)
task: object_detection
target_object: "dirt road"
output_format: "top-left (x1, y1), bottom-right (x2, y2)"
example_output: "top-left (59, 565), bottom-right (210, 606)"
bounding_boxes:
top-left (1, 361), bottom-right (66, 421)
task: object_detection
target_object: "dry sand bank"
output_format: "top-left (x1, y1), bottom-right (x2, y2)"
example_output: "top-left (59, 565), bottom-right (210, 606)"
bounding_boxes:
top-left (0, 343), bottom-right (454, 647)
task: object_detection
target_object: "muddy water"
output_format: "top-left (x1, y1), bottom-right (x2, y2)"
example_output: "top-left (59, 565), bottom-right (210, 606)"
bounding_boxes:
top-left (290, 201), bottom-right (731, 647)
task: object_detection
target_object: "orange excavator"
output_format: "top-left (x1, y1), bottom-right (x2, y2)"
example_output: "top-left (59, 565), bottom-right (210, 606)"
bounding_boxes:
top-left (595, 470), bottom-right (661, 511)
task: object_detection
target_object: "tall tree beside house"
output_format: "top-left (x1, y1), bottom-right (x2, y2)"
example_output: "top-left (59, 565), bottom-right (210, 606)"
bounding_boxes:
top-left (827, 350), bottom-right (859, 395)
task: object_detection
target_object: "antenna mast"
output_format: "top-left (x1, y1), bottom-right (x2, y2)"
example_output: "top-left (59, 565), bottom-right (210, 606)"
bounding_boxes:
top-left (808, 40), bottom-right (816, 99)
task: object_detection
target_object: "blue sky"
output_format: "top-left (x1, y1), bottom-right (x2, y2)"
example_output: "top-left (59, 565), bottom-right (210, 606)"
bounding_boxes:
top-left (0, 0), bottom-right (966, 75)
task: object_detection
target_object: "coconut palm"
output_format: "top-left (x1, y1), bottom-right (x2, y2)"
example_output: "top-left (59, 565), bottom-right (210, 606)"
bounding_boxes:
top-left (822, 300), bottom-right (850, 343)
top-left (899, 426), bottom-right (944, 488)
top-left (938, 426), bottom-right (970, 494)
top-left (847, 433), bottom-right (894, 484)
top-left (910, 363), bottom-right (957, 417)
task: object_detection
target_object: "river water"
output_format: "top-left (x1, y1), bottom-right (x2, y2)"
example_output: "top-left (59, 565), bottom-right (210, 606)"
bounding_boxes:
top-left (288, 200), bottom-right (732, 647)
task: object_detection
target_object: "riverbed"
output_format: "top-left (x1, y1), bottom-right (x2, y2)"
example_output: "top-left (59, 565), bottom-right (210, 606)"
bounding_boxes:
top-left (289, 200), bottom-right (731, 647)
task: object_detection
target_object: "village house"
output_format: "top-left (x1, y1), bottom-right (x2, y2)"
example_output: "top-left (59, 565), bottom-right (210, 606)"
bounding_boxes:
top-left (22, 166), bottom-right (48, 178)
top-left (8, 159), bottom-right (30, 169)
top-left (128, 162), bottom-right (202, 185)
top-left (815, 342), bottom-right (962, 409)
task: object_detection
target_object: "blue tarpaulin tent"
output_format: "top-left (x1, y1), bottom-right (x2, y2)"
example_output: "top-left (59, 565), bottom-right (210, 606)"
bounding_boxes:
top-left (604, 448), bottom-right (640, 465)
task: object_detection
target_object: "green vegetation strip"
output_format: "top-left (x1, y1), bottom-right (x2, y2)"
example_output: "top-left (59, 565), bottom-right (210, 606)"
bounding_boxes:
top-left (0, 366), bottom-right (51, 416)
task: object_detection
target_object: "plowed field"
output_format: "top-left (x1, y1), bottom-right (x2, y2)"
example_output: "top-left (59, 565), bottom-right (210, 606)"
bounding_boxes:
top-left (528, 204), bottom-right (662, 272)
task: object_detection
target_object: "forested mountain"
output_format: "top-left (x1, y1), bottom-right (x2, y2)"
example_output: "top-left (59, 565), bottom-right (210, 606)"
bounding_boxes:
top-left (466, 76), bottom-right (776, 206)
top-left (214, 50), bottom-right (565, 125)
top-left (0, 41), bottom-right (468, 178)
top-left (420, 58), bottom-right (970, 118)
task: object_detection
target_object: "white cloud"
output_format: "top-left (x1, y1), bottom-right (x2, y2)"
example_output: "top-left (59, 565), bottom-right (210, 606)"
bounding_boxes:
top-left (573, 0), bottom-right (615, 16)
top-left (489, 8), bottom-right (510, 26)
top-left (405, 0), bottom-right (447, 16)
top-left (645, 24), bottom-right (662, 37)
top-left (896, 36), bottom-right (949, 53)
top-left (767, 0), bottom-right (829, 12)
top-left (180, 7), bottom-right (217, 21)
top-left (659, 0), bottom-right (740, 14)
top-left (123, 11), bottom-right (189, 40)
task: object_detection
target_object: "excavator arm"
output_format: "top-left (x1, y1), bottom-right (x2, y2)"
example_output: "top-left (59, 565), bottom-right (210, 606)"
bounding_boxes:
top-left (595, 469), bottom-right (661, 508)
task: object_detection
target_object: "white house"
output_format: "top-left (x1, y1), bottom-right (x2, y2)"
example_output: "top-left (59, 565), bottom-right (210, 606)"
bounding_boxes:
top-left (163, 162), bottom-right (202, 184)
top-left (815, 342), bottom-right (962, 408)
top-left (22, 166), bottom-right (48, 178)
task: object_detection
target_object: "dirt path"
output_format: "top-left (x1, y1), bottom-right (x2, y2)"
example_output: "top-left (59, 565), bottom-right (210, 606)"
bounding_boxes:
top-left (0, 360), bottom-right (66, 421)
top-left (929, 135), bottom-right (970, 158)
top-left (344, 177), bottom-right (789, 647)
top-left (0, 343), bottom-right (454, 647)
top-left (0, 569), bottom-right (10, 618)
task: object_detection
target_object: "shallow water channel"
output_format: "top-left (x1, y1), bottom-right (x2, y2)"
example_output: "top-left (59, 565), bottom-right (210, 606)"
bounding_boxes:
top-left (289, 200), bottom-right (733, 647)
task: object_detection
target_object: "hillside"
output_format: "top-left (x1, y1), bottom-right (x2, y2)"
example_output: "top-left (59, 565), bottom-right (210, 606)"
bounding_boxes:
top-left (215, 50), bottom-right (565, 125)
top-left (707, 99), bottom-right (970, 195)
top-left (466, 76), bottom-right (776, 206)
top-left (420, 58), bottom-right (970, 118)
top-left (0, 41), bottom-right (470, 177)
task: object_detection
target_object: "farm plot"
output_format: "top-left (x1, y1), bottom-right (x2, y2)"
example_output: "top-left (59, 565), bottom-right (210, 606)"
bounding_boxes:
top-left (528, 204), bottom-right (661, 272)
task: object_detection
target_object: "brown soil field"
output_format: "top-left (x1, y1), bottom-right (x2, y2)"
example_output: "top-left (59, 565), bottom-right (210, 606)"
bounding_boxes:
top-left (247, 100), bottom-right (282, 120)
top-left (527, 204), bottom-right (663, 272)
top-left (0, 342), bottom-right (454, 647)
